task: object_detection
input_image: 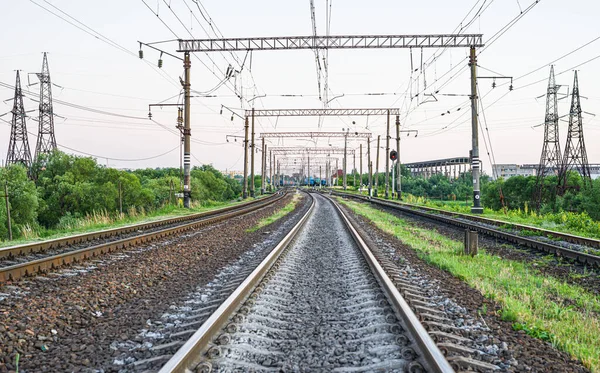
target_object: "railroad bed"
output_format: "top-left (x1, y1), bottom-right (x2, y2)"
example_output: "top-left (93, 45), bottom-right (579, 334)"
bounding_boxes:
top-left (158, 192), bottom-right (454, 373)
top-left (0, 192), bottom-right (284, 282)
top-left (330, 191), bottom-right (600, 267)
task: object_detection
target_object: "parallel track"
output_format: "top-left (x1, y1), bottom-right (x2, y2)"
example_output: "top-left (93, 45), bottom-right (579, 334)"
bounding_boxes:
top-left (0, 192), bottom-right (285, 283)
top-left (331, 191), bottom-right (600, 267)
top-left (158, 192), bottom-right (453, 373)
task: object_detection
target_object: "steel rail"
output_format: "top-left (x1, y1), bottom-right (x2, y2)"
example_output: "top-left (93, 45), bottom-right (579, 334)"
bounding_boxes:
top-left (0, 193), bottom-right (286, 283)
top-left (0, 195), bottom-right (280, 260)
top-left (332, 191), bottom-right (600, 267)
top-left (158, 192), bottom-right (316, 373)
top-left (327, 194), bottom-right (454, 373)
top-left (160, 192), bottom-right (452, 372)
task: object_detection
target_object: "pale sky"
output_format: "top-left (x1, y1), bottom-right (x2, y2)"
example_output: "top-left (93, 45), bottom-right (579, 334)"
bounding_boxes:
top-left (0, 0), bottom-right (598, 174)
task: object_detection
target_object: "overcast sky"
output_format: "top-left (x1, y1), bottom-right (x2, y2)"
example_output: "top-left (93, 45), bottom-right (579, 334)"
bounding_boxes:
top-left (0, 0), bottom-right (598, 175)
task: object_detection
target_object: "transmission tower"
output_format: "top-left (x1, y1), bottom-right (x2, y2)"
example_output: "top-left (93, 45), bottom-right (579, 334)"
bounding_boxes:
top-left (533, 66), bottom-right (561, 208)
top-left (6, 71), bottom-right (32, 168)
top-left (558, 71), bottom-right (591, 193)
top-left (34, 52), bottom-right (57, 161)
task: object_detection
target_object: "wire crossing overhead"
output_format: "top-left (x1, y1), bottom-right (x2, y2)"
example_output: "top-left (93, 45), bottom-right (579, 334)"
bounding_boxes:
top-left (177, 34), bottom-right (484, 52)
top-left (260, 132), bottom-right (371, 139)
top-left (247, 108), bottom-right (400, 117)
top-left (271, 147), bottom-right (355, 155)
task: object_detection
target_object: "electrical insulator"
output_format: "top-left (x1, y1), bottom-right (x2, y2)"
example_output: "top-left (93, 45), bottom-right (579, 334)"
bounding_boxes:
top-left (139, 49), bottom-right (144, 59)
top-left (158, 59), bottom-right (163, 68)
top-left (177, 107), bottom-right (183, 125)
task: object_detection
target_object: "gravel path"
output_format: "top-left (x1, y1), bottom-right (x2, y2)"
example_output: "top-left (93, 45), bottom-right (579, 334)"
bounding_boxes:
top-left (338, 199), bottom-right (590, 373)
top-left (0, 192), bottom-right (310, 373)
top-left (204, 193), bottom-right (425, 372)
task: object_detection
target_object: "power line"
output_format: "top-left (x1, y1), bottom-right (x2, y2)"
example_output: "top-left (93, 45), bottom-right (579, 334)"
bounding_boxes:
top-left (31, 0), bottom-right (181, 89)
top-left (0, 117), bottom-right (180, 162)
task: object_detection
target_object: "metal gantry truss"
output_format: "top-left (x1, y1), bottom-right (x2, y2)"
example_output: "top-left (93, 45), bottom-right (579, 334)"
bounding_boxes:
top-left (270, 147), bottom-right (354, 155)
top-left (246, 108), bottom-right (399, 117)
top-left (178, 34), bottom-right (483, 52)
top-left (260, 131), bottom-right (371, 139)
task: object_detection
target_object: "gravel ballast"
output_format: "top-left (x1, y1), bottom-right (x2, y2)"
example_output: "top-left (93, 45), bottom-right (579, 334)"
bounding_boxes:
top-left (0, 192), bottom-right (310, 373)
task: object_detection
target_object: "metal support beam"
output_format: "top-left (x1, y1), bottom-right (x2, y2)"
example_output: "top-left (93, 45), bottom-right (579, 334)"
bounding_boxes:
top-left (260, 131), bottom-right (371, 139)
top-left (177, 34), bottom-right (484, 52)
top-left (270, 147), bottom-right (354, 155)
top-left (247, 108), bottom-right (399, 117)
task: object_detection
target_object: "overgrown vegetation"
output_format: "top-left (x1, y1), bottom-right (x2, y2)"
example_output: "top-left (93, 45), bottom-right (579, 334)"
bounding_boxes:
top-left (246, 193), bottom-right (300, 233)
top-left (339, 198), bottom-right (600, 372)
top-left (0, 151), bottom-right (243, 242)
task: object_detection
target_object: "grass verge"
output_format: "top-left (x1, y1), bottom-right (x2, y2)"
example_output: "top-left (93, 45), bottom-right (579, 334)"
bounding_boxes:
top-left (338, 197), bottom-right (600, 372)
top-left (246, 193), bottom-right (300, 233)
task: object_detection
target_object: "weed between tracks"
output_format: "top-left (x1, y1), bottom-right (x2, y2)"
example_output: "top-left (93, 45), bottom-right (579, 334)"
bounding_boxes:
top-left (339, 197), bottom-right (600, 372)
top-left (247, 193), bottom-right (300, 233)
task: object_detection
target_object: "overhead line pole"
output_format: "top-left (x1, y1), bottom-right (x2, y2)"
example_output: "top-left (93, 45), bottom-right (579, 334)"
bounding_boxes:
top-left (183, 52), bottom-right (192, 208)
top-left (367, 139), bottom-right (372, 196)
top-left (261, 138), bottom-right (266, 194)
top-left (385, 110), bottom-right (390, 199)
top-left (396, 115), bottom-right (401, 200)
top-left (250, 108), bottom-right (256, 197)
top-left (242, 116), bottom-right (249, 198)
top-left (375, 135), bottom-right (380, 197)
top-left (469, 47), bottom-right (483, 213)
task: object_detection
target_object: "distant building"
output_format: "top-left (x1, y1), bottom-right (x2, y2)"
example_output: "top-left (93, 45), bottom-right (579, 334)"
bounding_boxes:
top-left (221, 170), bottom-right (243, 178)
top-left (492, 163), bottom-right (600, 180)
top-left (492, 164), bottom-right (538, 179)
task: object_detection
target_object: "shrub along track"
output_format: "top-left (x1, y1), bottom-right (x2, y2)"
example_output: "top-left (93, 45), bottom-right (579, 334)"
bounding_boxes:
top-left (336, 197), bottom-right (592, 373)
top-left (0, 193), bottom-right (283, 283)
top-left (0, 192), bottom-right (311, 373)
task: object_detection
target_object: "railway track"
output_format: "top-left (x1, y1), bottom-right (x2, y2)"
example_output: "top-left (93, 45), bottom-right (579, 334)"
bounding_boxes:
top-left (153, 192), bottom-right (467, 373)
top-left (331, 191), bottom-right (600, 267)
top-left (0, 192), bottom-right (285, 283)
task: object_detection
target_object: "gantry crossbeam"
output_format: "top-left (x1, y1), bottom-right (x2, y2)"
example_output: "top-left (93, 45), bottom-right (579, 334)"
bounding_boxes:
top-left (271, 147), bottom-right (354, 155)
top-left (178, 34), bottom-right (483, 52)
top-left (261, 131), bottom-right (371, 139)
top-left (247, 108), bottom-right (399, 117)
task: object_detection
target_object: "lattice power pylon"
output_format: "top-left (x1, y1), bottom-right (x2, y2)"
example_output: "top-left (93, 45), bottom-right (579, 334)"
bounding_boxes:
top-left (34, 52), bottom-right (57, 161)
top-left (6, 71), bottom-right (32, 168)
top-left (533, 66), bottom-right (561, 207)
top-left (558, 71), bottom-right (591, 192)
